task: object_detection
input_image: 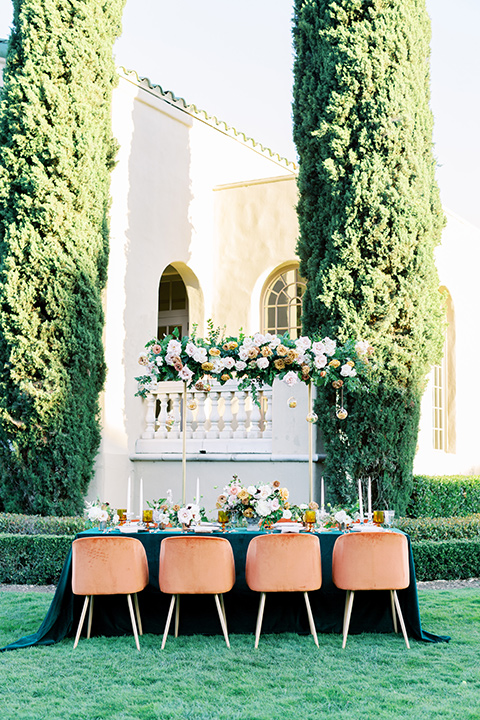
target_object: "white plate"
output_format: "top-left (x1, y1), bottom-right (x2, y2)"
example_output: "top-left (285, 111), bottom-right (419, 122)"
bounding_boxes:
top-left (119, 525), bottom-right (138, 533)
top-left (350, 524), bottom-right (385, 532)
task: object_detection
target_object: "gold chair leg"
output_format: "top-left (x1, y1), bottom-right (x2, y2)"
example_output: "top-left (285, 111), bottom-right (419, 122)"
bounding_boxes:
top-left (254, 592), bottom-right (266, 649)
top-left (219, 593), bottom-right (227, 625)
top-left (304, 592), bottom-right (319, 648)
top-left (390, 590), bottom-right (398, 633)
top-left (174, 594), bottom-right (180, 638)
top-left (126, 593), bottom-right (141, 651)
top-left (342, 590), bottom-right (355, 649)
top-left (133, 593), bottom-right (143, 636)
top-left (214, 594), bottom-right (231, 648)
top-left (73, 595), bottom-right (90, 649)
top-left (161, 595), bottom-right (176, 650)
top-left (87, 595), bottom-right (94, 639)
top-left (393, 591), bottom-right (410, 649)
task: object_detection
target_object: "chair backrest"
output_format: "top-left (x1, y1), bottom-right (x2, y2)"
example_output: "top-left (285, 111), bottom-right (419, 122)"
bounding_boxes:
top-left (159, 536), bottom-right (236, 595)
top-left (72, 537), bottom-right (149, 596)
top-left (245, 533), bottom-right (322, 593)
top-left (332, 532), bottom-right (410, 591)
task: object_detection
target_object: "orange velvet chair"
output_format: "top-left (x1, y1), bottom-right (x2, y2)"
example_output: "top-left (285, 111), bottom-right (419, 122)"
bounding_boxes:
top-left (72, 536), bottom-right (149, 651)
top-left (332, 531), bottom-right (410, 649)
top-left (159, 536), bottom-right (236, 649)
top-left (245, 533), bottom-right (322, 648)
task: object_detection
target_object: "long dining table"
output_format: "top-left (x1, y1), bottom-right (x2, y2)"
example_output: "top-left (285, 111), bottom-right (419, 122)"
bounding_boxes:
top-left (1, 527), bottom-right (449, 651)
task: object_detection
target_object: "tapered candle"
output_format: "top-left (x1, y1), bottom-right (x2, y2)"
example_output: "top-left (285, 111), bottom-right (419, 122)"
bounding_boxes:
top-left (321, 477), bottom-right (325, 513)
top-left (367, 477), bottom-right (372, 518)
top-left (196, 476), bottom-right (200, 504)
top-left (358, 479), bottom-right (364, 523)
top-left (127, 475), bottom-right (131, 515)
top-left (139, 477), bottom-right (144, 517)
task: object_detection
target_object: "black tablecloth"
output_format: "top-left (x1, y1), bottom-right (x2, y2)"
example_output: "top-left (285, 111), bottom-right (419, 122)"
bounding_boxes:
top-left (1, 528), bottom-right (450, 651)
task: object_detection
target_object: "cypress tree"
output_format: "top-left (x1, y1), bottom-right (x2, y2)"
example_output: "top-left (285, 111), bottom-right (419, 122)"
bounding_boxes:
top-left (0, 0), bottom-right (125, 514)
top-left (293, 0), bottom-right (445, 513)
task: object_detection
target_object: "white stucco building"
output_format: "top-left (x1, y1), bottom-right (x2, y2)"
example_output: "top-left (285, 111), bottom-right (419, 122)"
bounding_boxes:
top-left (2, 48), bottom-right (479, 512)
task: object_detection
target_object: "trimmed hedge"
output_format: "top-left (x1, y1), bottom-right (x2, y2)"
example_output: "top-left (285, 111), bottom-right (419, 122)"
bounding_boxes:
top-left (407, 475), bottom-right (480, 518)
top-left (412, 539), bottom-right (480, 582)
top-left (0, 534), bottom-right (73, 584)
top-left (0, 513), bottom-right (85, 536)
top-left (395, 515), bottom-right (480, 542)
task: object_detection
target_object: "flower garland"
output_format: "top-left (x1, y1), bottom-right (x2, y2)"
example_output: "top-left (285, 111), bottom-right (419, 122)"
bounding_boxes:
top-left (216, 476), bottom-right (290, 526)
top-left (135, 329), bottom-right (373, 410)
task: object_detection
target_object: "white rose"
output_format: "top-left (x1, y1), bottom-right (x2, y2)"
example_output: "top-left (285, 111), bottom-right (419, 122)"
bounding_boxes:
top-left (193, 348), bottom-right (208, 364)
top-left (242, 337), bottom-right (254, 348)
top-left (312, 341), bottom-right (327, 356)
top-left (322, 337), bottom-right (337, 356)
top-left (270, 498), bottom-right (280, 511)
top-left (256, 499), bottom-right (271, 517)
top-left (185, 342), bottom-right (197, 357)
top-left (178, 365), bottom-right (194, 382)
top-left (340, 364), bottom-right (357, 377)
top-left (335, 510), bottom-right (348, 523)
top-left (282, 371), bottom-right (298, 387)
top-left (87, 505), bottom-right (101, 521)
top-left (178, 507), bottom-right (193, 524)
top-left (269, 336), bottom-right (281, 349)
top-left (247, 485), bottom-right (257, 495)
top-left (314, 354), bottom-right (328, 369)
top-left (98, 509), bottom-right (109, 522)
top-left (167, 339), bottom-right (182, 356)
top-left (295, 336), bottom-right (312, 351)
top-left (256, 357), bottom-right (269, 370)
top-left (235, 360), bottom-right (247, 371)
top-left (355, 340), bottom-right (370, 356)
top-left (155, 355), bottom-right (164, 366)
top-left (238, 347), bottom-right (250, 361)
top-left (223, 357), bottom-right (235, 370)
top-left (282, 509), bottom-right (292, 520)
top-left (257, 484), bottom-right (271, 500)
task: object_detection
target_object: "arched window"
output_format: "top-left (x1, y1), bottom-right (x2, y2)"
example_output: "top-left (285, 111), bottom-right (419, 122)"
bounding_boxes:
top-left (433, 289), bottom-right (456, 452)
top-left (262, 266), bottom-right (306, 339)
top-left (157, 265), bottom-right (189, 339)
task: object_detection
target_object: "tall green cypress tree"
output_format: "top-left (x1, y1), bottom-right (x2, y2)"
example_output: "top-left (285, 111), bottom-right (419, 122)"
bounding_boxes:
top-left (293, 0), bottom-right (445, 513)
top-left (0, 0), bottom-right (125, 514)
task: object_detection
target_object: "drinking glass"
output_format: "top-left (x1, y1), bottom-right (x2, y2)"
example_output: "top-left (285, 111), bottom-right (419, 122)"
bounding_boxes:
top-left (383, 510), bottom-right (395, 527)
top-left (373, 510), bottom-right (384, 525)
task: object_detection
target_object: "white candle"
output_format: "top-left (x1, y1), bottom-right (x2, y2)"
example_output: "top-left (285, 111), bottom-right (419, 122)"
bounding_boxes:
top-left (196, 476), bottom-right (200, 504)
top-left (368, 477), bottom-right (372, 518)
top-left (127, 475), bottom-right (131, 515)
top-left (321, 477), bottom-right (325, 513)
top-left (358, 479), bottom-right (364, 522)
top-left (139, 477), bottom-right (144, 517)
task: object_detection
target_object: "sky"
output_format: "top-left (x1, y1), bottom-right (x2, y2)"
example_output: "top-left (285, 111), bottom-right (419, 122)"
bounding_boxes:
top-left (0, 0), bottom-right (478, 229)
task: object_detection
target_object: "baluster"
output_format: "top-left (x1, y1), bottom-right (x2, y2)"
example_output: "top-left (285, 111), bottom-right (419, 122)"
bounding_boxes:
top-left (219, 385), bottom-right (234, 438)
top-left (170, 393), bottom-right (181, 439)
top-left (155, 393), bottom-right (168, 438)
top-left (263, 387), bottom-right (273, 438)
top-left (206, 391), bottom-right (220, 438)
top-left (142, 394), bottom-right (156, 439)
top-left (193, 392), bottom-right (207, 439)
top-left (249, 393), bottom-right (262, 438)
top-left (233, 391), bottom-right (247, 438)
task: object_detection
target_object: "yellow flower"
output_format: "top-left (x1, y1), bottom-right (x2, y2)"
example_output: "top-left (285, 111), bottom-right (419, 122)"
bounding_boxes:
top-left (329, 359), bottom-right (341, 368)
top-left (272, 479), bottom-right (281, 488)
top-left (248, 346), bottom-right (259, 359)
top-left (301, 364), bottom-right (310, 376)
top-left (221, 373), bottom-right (231, 382)
top-left (309, 501), bottom-right (319, 510)
top-left (274, 359), bottom-right (286, 370)
top-left (172, 504), bottom-right (181, 512)
top-left (237, 488), bottom-right (250, 501)
top-left (280, 488), bottom-right (289, 501)
top-left (286, 350), bottom-right (298, 363)
top-left (201, 362), bottom-right (214, 372)
top-left (209, 347), bottom-right (221, 356)
top-left (276, 344), bottom-right (288, 357)
top-left (223, 341), bottom-right (238, 351)
top-left (243, 507), bottom-right (254, 518)
top-left (261, 346), bottom-right (273, 357)
top-left (347, 360), bottom-right (355, 367)
top-left (332, 379), bottom-right (344, 389)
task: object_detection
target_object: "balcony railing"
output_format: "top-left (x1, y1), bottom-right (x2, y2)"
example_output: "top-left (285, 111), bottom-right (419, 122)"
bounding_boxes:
top-left (136, 379), bottom-right (273, 454)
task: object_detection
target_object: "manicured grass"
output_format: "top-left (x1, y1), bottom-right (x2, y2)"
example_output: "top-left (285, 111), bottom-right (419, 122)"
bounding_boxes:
top-left (1, 589), bottom-right (479, 719)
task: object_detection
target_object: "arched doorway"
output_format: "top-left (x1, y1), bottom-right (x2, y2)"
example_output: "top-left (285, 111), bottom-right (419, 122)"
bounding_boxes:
top-left (157, 265), bottom-right (189, 338)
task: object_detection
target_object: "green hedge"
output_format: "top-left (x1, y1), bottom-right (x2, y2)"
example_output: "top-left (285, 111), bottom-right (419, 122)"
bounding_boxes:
top-left (0, 534), bottom-right (73, 584)
top-left (412, 539), bottom-right (480, 581)
top-left (407, 476), bottom-right (480, 518)
top-left (0, 513), bottom-right (85, 535)
top-left (396, 515), bottom-right (480, 542)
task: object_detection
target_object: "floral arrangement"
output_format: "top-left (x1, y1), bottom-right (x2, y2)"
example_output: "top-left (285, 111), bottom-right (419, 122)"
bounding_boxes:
top-left (147, 497), bottom-right (207, 528)
top-left (216, 476), bottom-right (291, 526)
top-left (85, 500), bottom-right (118, 527)
top-left (135, 327), bottom-right (373, 407)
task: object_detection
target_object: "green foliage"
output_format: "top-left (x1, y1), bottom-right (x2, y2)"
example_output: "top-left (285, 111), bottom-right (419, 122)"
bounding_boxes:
top-left (0, 533), bottom-right (73, 583)
top-left (0, 0), bottom-right (125, 514)
top-left (412, 539), bottom-right (480, 581)
top-left (0, 512), bottom-right (84, 535)
top-left (406, 475), bottom-right (480, 518)
top-left (293, 0), bottom-right (445, 514)
top-left (396, 514), bottom-right (480, 542)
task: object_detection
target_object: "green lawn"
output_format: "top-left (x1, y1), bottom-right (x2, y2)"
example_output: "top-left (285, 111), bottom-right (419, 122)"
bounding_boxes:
top-left (1, 589), bottom-right (479, 720)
